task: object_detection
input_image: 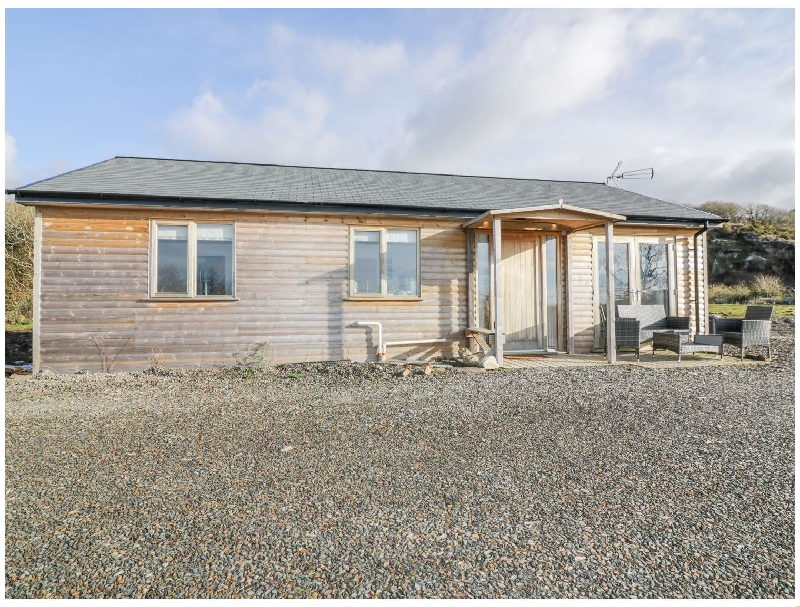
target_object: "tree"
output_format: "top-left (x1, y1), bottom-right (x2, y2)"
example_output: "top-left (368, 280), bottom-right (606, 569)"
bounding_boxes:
top-left (5, 201), bottom-right (35, 324)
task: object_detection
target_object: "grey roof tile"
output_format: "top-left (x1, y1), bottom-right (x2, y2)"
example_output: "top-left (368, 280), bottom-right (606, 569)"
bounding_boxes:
top-left (12, 156), bottom-right (721, 222)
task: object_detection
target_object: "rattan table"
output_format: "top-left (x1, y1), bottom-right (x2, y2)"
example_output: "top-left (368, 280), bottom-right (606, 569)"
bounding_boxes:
top-left (652, 332), bottom-right (723, 362)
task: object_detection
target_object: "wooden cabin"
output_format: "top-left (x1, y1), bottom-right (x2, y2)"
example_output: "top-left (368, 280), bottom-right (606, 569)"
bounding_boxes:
top-left (8, 157), bottom-right (723, 373)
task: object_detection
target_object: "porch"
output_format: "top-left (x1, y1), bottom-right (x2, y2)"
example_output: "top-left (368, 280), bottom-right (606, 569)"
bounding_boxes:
top-left (464, 201), bottom-right (626, 367)
top-left (463, 202), bottom-right (710, 368)
top-left (500, 346), bottom-right (768, 370)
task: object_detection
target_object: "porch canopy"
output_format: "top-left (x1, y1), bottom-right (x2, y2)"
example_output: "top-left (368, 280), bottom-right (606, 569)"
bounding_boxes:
top-left (462, 202), bottom-right (626, 366)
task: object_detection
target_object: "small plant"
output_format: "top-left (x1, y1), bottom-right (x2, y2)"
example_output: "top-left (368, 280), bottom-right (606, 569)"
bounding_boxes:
top-left (237, 341), bottom-right (270, 368)
top-left (286, 371), bottom-right (304, 379)
top-left (149, 346), bottom-right (165, 367)
top-left (90, 323), bottom-right (141, 372)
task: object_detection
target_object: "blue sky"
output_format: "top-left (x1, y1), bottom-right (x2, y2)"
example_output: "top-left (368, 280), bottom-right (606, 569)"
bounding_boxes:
top-left (5, 8), bottom-right (795, 209)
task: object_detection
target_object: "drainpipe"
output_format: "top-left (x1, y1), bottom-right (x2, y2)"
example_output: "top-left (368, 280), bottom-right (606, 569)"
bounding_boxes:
top-left (354, 321), bottom-right (384, 361)
top-left (694, 221), bottom-right (710, 334)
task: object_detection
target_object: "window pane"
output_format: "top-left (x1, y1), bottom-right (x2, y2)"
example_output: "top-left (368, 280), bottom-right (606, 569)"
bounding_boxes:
top-left (387, 230), bottom-right (418, 296)
top-left (157, 225), bottom-right (188, 293)
top-left (640, 243), bottom-right (669, 311)
top-left (477, 234), bottom-right (490, 329)
top-left (598, 242), bottom-right (630, 308)
top-left (353, 231), bottom-right (381, 294)
top-left (546, 236), bottom-right (558, 349)
top-left (196, 224), bottom-right (234, 296)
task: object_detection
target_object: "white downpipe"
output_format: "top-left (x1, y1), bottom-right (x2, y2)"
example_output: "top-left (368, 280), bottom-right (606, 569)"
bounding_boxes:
top-left (355, 321), bottom-right (448, 362)
top-left (354, 321), bottom-right (384, 360)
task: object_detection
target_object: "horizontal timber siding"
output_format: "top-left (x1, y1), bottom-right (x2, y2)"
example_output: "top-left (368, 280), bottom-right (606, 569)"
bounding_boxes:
top-left (38, 207), bottom-right (467, 372)
top-left (570, 233), bottom-right (596, 353)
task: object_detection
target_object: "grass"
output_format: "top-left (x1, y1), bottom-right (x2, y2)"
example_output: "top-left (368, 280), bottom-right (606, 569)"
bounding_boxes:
top-left (5, 322), bottom-right (33, 332)
top-left (709, 304), bottom-right (794, 318)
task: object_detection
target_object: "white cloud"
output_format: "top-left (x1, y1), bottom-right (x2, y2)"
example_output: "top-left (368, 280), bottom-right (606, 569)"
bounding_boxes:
top-left (6, 133), bottom-right (20, 189)
top-left (164, 84), bottom-right (343, 167)
top-left (316, 39), bottom-right (407, 96)
top-left (162, 9), bottom-right (794, 209)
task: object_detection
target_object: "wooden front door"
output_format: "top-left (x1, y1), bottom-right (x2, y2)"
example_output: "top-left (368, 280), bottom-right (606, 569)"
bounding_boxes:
top-left (500, 234), bottom-right (561, 352)
top-left (502, 237), bottom-right (540, 350)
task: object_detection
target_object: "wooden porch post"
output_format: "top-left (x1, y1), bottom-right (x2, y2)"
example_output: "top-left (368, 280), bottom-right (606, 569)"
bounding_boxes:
top-left (466, 228), bottom-right (475, 351)
top-left (605, 221), bottom-right (616, 364)
top-left (565, 233), bottom-right (574, 354)
top-left (492, 216), bottom-right (504, 367)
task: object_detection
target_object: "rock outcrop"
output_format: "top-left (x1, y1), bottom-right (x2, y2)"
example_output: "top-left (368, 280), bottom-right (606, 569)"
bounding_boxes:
top-left (707, 227), bottom-right (794, 286)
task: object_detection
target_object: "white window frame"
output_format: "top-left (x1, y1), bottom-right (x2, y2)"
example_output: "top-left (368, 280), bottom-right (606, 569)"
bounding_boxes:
top-left (149, 219), bottom-right (237, 300)
top-left (348, 227), bottom-right (421, 299)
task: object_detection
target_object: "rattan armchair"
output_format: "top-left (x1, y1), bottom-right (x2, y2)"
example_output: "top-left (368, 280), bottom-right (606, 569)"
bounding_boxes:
top-left (599, 305), bottom-right (683, 361)
top-left (710, 305), bottom-right (773, 360)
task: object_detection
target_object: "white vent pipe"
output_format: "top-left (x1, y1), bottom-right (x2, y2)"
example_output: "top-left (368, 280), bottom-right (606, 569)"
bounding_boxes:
top-left (354, 321), bottom-right (448, 362)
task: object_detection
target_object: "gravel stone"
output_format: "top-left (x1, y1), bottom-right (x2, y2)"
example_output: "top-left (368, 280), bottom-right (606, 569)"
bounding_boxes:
top-left (5, 319), bottom-right (795, 598)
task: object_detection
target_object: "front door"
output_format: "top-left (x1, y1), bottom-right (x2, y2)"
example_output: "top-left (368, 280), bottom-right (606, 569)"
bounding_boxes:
top-left (500, 234), bottom-right (560, 352)
top-left (502, 237), bottom-right (540, 350)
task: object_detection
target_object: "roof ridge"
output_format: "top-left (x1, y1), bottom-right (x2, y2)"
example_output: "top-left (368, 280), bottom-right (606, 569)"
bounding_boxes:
top-left (113, 155), bottom-right (607, 186)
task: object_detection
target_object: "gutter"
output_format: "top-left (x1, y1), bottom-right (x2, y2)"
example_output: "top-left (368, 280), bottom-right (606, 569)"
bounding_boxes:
top-left (694, 220), bottom-right (710, 334)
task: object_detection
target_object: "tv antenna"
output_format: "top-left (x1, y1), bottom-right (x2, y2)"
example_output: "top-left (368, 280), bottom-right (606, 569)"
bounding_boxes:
top-left (606, 161), bottom-right (654, 188)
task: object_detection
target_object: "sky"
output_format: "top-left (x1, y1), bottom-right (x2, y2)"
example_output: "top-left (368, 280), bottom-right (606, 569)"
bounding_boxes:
top-left (4, 8), bottom-right (796, 209)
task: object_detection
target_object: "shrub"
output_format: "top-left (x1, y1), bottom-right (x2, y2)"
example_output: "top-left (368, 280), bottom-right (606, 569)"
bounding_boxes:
top-left (750, 274), bottom-right (787, 299)
top-left (5, 202), bottom-right (34, 324)
top-left (708, 282), bottom-right (752, 304)
top-left (708, 275), bottom-right (789, 304)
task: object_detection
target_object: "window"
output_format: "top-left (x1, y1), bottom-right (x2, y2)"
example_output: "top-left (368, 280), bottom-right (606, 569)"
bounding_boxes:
top-left (150, 221), bottom-right (235, 298)
top-left (350, 228), bottom-right (420, 298)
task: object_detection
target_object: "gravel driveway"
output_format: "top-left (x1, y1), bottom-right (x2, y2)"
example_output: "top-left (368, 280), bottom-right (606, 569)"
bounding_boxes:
top-left (6, 320), bottom-right (794, 598)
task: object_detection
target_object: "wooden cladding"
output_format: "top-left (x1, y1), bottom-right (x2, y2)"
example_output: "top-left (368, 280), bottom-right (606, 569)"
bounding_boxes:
top-left (37, 207), bottom-right (466, 372)
top-left (35, 205), bottom-right (707, 370)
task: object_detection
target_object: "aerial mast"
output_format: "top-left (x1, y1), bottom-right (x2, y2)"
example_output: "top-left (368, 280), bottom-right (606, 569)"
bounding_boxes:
top-left (606, 161), bottom-right (654, 188)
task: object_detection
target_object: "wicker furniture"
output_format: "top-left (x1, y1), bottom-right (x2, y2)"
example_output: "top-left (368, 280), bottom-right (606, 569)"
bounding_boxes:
top-left (710, 306), bottom-right (773, 361)
top-left (613, 305), bottom-right (692, 361)
top-left (653, 332), bottom-right (723, 362)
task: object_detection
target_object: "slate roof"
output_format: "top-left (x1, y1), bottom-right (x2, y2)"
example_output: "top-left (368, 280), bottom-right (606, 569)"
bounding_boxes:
top-left (10, 156), bottom-right (721, 223)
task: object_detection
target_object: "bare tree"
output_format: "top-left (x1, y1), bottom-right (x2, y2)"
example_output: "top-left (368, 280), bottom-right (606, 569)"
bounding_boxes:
top-left (5, 202), bottom-right (34, 324)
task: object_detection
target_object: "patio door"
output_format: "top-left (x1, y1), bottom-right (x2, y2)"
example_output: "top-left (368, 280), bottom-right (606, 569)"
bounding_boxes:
top-left (594, 236), bottom-right (676, 348)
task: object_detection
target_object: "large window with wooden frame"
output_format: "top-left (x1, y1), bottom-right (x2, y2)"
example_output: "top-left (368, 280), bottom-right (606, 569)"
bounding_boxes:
top-left (350, 228), bottom-right (420, 298)
top-left (149, 220), bottom-right (235, 298)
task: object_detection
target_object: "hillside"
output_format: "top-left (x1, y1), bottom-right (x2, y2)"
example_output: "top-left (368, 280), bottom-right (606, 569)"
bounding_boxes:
top-left (697, 202), bottom-right (795, 287)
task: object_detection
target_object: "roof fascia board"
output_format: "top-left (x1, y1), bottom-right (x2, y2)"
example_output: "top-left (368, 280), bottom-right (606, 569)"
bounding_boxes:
top-left (462, 204), bottom-right (626, 228)
top-left (13, 196), bottom-right (479, 220)
top-left (619, 219), bottom-right (725, 228)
